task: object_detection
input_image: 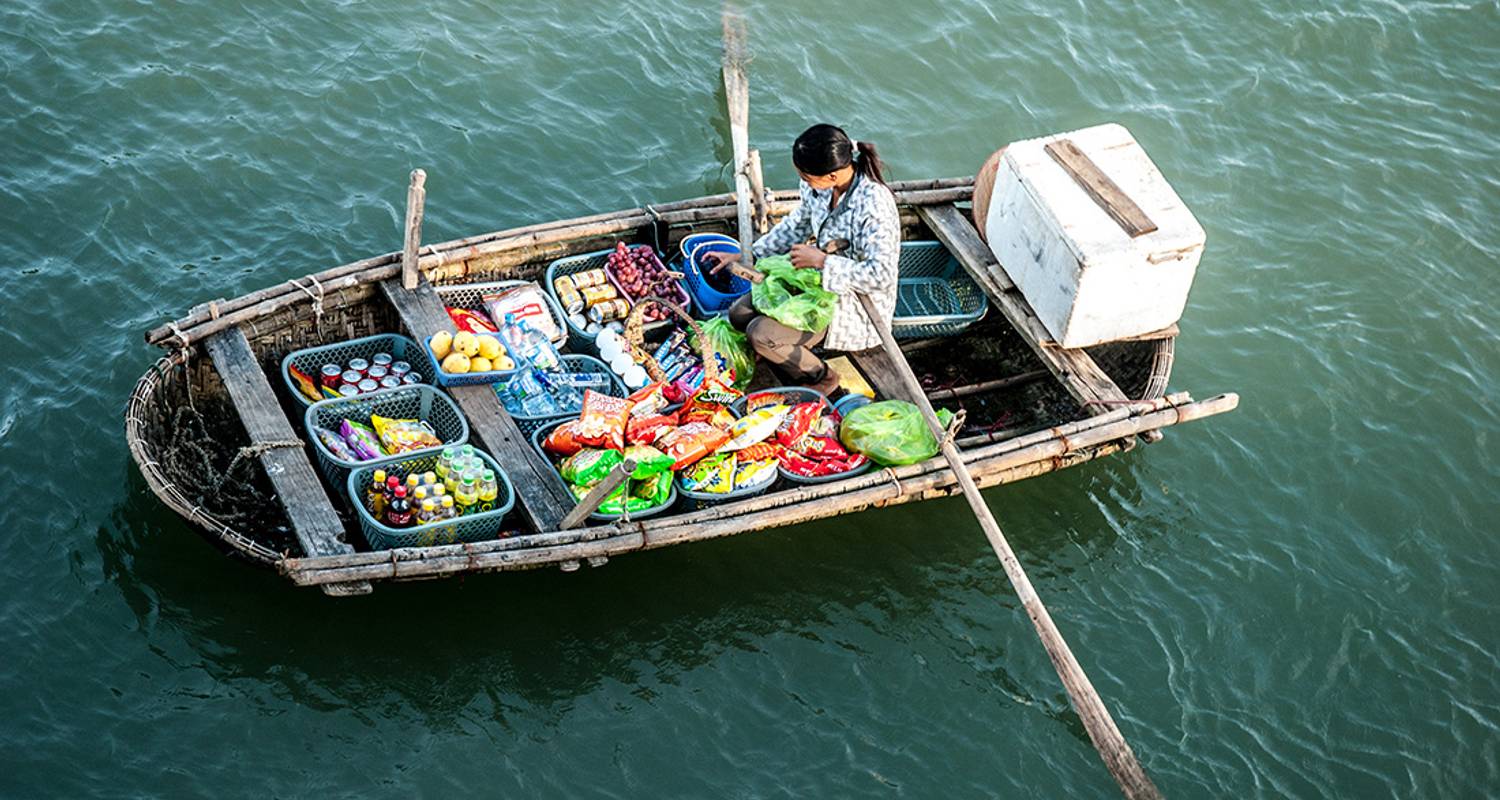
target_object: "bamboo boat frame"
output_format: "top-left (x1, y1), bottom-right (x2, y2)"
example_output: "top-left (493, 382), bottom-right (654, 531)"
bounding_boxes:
top-left (126, 177), bottom-right (1236, 591)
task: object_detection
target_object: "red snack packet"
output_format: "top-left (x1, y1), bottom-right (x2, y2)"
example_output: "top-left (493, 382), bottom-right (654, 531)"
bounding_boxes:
top-left (734, 442), bottom-right (782, 463)
top-left (680, 375), bottom-right (742, 426)
top-left (626, 382), bottom-right (670, 418)
top-left (574, 390), bottom-right (631, 451)
top-left (542, 420), bottom-right (587, 457)
top-left (776, 449), bottom-right (821, 477)
top-left (811, 454), bottom-right (869, 477)
top-left (793, 435), bottom-right (849, 459)
top-left (744, 391), bottom-right (796, 413)
top-left (775, 402), bottom-right (823, 447)
top-left (658, 422), bottom-right (730, 470)
top-left (446, 306), bottom-right (499, 334)
top-left (626, 412), bottom-right (679, 446)
top-left (287, 364), bottom-right (322, 402)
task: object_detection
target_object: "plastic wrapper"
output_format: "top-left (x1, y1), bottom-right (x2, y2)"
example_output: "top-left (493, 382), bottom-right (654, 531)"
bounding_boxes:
top-left (684, 454), bottom-right (736, 494)
top-left (744, 391), bottom-right (797, 413)
top-left (749, 255), bottom-right (836, 332)
top-left (447, 306), bottom-right (499, 335)
top-left (575, 390), bottom-right (631, 451)
top-left (732, 459), bottom-right (778, 491)
top-left (626, 412), bottom-right (678, 446)
top-left (812, 453), bottom-right (868, 476)
top-left (542, 420), bottom-right (587, 457)
top-left (569, 482), bottom-right (653, 515)
top-left (776, 402), bottom-right (824, 448)
top-left (483, 283), bottom-right (561, 343)
top-left (288, 364), bottom-right (322, 402)
top-left (626, 382), bottom-right (670, 418)
top-left (658, 422), bottom-right (730, 470)
top-left (559, 448), bottom-right (624, 488)
top-left (370, 414), bottom-right (442, 455)
top-left (734, 442), bottom-right (781, 463)
top-left (630, 472), bottom-right (673, 505)
top-left (680, 376), bottom-right (742, 427)
top-left (719, 405), bottom-right (789, 452)
top-left (839, 400), bottom-right (946, 466)
top-left (690, 315), bottom-right (755, 390)
top-left (313, 426), bottom-right (357, 461)
top-left (791, 435), bottom-right (849, 459)
top-left (338, 419), bottom-right (385, 461)
top-left (623, 445), bottom-right (675, 479)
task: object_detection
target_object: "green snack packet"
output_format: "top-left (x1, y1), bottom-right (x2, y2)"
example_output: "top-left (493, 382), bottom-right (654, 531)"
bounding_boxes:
top-left (559, 448), bottom-right (624, 487)
top-left (623, 445), bottom-right (675, 479)
top-left (629, 472), bottom-right (673, 504)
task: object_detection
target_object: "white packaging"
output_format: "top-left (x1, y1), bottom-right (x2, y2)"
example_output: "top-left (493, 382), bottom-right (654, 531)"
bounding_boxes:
top-left (984, 123), bottom-right (1205, 348)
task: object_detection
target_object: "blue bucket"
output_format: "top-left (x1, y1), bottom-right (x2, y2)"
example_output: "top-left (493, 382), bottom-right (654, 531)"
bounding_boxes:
top-left (683, 241), bottom-right (750, 314)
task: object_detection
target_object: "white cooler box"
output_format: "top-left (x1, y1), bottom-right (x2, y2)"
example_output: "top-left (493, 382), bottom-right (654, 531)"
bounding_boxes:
top-left (984, 123), bottom-right (1205, 348)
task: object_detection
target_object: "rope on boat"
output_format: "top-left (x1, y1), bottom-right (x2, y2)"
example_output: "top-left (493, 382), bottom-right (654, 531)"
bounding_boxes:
top-left (287, 276), bottom-right (326, 328)
top-left (158, 406), bottom-right (273, 530)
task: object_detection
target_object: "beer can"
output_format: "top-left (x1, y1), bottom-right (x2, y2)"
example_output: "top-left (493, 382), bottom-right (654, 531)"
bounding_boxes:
top-left (390, 361), bottom-right (411, 377)
top-left (341, 369), bottom-right (363, 386)
top-left (554, 280), bottom-right (585, 315)
top-left (347, 357), bottom-right (370, 375)
top-left (371, 353), bottom-right (393, 368)
top-left (588, 298), bottom-right (630, 323)
top-left (579, 284), bottom-right (619, 306)
top-left (320, 364), bottom-right (343, 389)
top-left (572, 268), bottom-right (609, 289)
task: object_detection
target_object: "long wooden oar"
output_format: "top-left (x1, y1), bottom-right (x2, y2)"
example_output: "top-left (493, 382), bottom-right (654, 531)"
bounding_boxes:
top-left (855, 291), bottom-right (1163, 800)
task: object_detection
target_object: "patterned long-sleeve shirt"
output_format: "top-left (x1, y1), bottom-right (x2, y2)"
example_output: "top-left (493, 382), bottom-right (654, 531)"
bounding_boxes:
top-left (751, 173), bottom-right (901, 351)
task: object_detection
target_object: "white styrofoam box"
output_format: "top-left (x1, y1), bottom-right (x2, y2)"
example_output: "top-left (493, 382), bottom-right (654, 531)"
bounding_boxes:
top-left (984, 123), bottom-right (1205, 348)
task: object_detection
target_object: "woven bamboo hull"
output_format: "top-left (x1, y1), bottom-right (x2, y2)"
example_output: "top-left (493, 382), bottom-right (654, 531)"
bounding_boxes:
top-left (126, 179), bottom-right (1214, 588)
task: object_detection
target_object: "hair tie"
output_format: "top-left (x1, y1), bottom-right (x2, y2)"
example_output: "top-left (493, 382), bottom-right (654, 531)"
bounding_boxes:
top-left (849, 139), bottom-right (861, 154)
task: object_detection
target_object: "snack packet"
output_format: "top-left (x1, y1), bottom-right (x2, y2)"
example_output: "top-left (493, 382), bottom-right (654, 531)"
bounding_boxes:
top-left (732, 459), bottom-right (778, 491)
top-left (743, 391), bottom-right (796, 413)
top-left (559, 448), bottom-right (624, 488)
top-left (447, 306), bottom-right (499, 335)
top-left (575, 390), bottom-right (631, 451)
top-left (719, 405), bottom-right (789, 452)
top-left (568, 482), bottom-right (652, 515)
top-left (734, 442), bottom-right (781, 463)
top-left (483, 283), bottom-right (561, 342)
top-left (776, 402), bottom-right (824, 448)
top-left (623, 444), bottom-right (675, 479)
top-left (679, 376), bottom-right (742, 427)
top-left (630, 472), bottom-right (673, 505)
top-left (313, 426), bottom-right (357, 461)
top-left (370, 414), bottom-right (443, 454)
top-left (685, 453), bottom-right (736, 494)
top-left (542, 420), bottom-right (587, 457)
top-left (288, 364), bottom-right (322, 402)
top-left (625, 412), bottom-right (678, 446)
top-left (658, 422), bottom-right (730, 470)
top-left (812, 453), bottom-right (869, 477)
top-left (791, 435), bottom-right (849, 460)
top-left (625, 382), bottom-right (670, 418)
top-left (337, 419), bottom-right (385, 461)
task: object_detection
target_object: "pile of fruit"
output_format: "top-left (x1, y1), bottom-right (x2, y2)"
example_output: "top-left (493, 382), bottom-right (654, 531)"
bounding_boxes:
top-left (429, 330), bottom-right (515, 375)
top-left (605, 243), bottom-right (687, 321)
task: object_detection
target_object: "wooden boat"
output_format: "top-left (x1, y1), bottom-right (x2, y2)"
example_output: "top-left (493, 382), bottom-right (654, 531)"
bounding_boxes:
top-left (125, 177), bottom-right (1237, 596)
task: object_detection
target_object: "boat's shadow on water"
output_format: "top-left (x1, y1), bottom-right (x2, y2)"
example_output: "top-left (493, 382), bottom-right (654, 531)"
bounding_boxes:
top-left (100, 454), bottom-right (1171, 735)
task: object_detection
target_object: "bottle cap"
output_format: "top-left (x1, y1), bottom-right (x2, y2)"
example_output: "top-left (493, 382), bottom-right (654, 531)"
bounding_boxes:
top-left (394, 485), bottom-right (407, 497)
top-left (373, 469), bottom-right (386, 481)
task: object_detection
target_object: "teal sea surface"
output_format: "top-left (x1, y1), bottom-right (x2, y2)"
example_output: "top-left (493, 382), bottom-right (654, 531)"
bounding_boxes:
top-left (1, 0), bottom-right (1497, 796)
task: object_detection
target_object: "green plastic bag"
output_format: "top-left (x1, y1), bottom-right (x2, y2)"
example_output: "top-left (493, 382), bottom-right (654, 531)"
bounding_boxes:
top-left (839, 401), bottom-right (955, 466)
top-left (750, 255), bottom-right (837, 333)
top-left (692, 315), bottom-right (755, 389)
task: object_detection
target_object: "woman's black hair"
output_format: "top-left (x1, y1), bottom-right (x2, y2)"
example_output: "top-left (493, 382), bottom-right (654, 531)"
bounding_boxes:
top-left (792, 124), bottom-right (886, 185)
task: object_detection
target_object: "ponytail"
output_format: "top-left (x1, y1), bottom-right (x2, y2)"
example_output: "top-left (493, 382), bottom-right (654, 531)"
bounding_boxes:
top-left (792, 124), bottom-right (888, 185)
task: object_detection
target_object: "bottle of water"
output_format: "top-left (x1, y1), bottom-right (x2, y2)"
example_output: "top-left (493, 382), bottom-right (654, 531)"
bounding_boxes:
top-left (502, 313), bottom-right (561, 371)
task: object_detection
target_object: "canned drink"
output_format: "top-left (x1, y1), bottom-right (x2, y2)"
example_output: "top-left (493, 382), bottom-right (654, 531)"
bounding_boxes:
top-left (371, 353), bottom-right (393, 368)
top-left (572, 268), bottom-right (609, 289)
top-left (401, 372), bottom-right (423, 385)
top-left (587, 298), bottom-right (630, 323)
top-left (357, 378), bottom-right (379, 394)
top-left (338, 384), bottom-right (360, 397)
top-left (341, 369), bottom-right (363, 386)
top-left (389, 361), bottom-right (411, 377)
top-left (379, 376), bottom-right (402, 390)
top-left (567, 312), bottom-right (588, 331)
top-left (367, 364), bottom-right (389, 381)
top-left (320, 364), bottom-right (343, 389)
top-left (554, 280), bottom-right (585, 315)
top-left (347, 357), bottom-right (370, 375)
top-left (579, 284), bottom-right (619, 306)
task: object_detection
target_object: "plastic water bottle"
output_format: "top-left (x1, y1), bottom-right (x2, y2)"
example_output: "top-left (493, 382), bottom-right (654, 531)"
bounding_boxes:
top-left (502, 313), bottom-right (561, 371)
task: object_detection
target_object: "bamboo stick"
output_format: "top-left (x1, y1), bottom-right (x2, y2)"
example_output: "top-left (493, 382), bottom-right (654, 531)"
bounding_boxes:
top-left (747, 148), bottom-right (769, 234)
top-left (401, 169), bottom-right (427, 290)
top-left (925, 369), bottom-right (1050, 401)
top-left (559, 459), bottom-right (636, 530)
top-left (854, 292), bottom-right (1161, 800)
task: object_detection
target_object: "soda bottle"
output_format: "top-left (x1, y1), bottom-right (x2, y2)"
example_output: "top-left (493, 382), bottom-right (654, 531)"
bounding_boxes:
top-left (439, 495), bottom-right (457, 521)
top-left (418, 499), bottom-right (437, 526)
top-left (435, 448), bottom-right (456, 480)
top-left (478, 470), bottom-right (499, 513)
top-left (422, 471), bottom-right (438, 488)
top-left (405, 474), bottom-right (421, 494)
top-left (386, 485), bottom-right (413, 528)
top-left (456, 474), bottom-right (479, 516)
top-left (413, 486), bottom-right (428, 507)
top-left (368, 469), bottom-right (388, 517)
top-left (385, 474), bottom-right (401, 507)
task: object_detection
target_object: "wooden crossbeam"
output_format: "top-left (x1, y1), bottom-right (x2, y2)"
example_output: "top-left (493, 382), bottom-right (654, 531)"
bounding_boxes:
top-left (1044, 139), bottom-right (1157, 238)
top-left (917, 204), bottom-right (1130, 414)
top-left (204, 326), bottom-right (370, 596)
top-left (380, 279), bottom-right (574, 532)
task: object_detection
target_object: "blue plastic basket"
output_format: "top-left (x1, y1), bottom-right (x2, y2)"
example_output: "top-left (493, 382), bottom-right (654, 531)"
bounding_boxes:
top-left (677, 232), bottom-right (738, 264)
top-left (346, 448), bottom-right (515, 550)
top-left (279, 334), bottom-right (427, 407)
top-left (304, 384), bottom-right (470, 500)
top-left (497, 354), bottom-right (627, 439)
top-left (421, 334), bottom-right (523, 387)
top-left (529, 418), bottom-right (679, 523)
top-left (681, 241), bottom-right (750, 314)
top-left (893, 241), bottom-right (989, 339)
top-left (434, 279), bottom-right (569, 347)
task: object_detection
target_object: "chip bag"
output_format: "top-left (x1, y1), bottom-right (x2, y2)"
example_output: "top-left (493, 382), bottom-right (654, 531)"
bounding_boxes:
top-left (288, 364), bottom-right (322, 402)
top-left (559, 448), bottom-right (624, 488)
top-left (732, 459), bottom-right (778, 491)
top-left (626, 382), bottom-right (671, 418)
top-left (658, 422), bottom-right (730, 470)
top-left (370, 414), bottom-right (443, 454)
top-left (744, 390), bottom-right (796, 413)
top-left (626, 412), bottom-right (678, 446)
top-left (623, 445), bottom-right (675, 479)
top-left (734, 442), bottom-right (782, 463)
top-left (684, 453), bottom-right (736, 494)
top-left (542, 420), bottom-right (587, 457)
top-left (679, 375), bottom-right (742, 427)
top-left (776, 402), bottom-right (824, 448)
top-left (630, 472), bottom-right (674, 505)
top-left (575, 390), bottom-right (631, 451)
top-left (719, 405), bottom-right (789, 452)
top-left (313, 426), bottom-right (357, 461)
top-left (791, 435), bottom-right (849, 459)
top-left (447, 306), bottom-right (499, 335)
top-left (337, 419), bottom-right (385, 461)
top-left (569, 482), bottom-right (654, 515)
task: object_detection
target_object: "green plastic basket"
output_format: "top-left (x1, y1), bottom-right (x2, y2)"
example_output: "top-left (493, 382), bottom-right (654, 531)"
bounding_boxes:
top-left (893, 241), bottom-right (989, 339)
top-left (280, 333), bottom-right (426, 407)
top-left (346, 449), bottom-right (515, 550)
top-left (304, 385), bottom-right (469, 498)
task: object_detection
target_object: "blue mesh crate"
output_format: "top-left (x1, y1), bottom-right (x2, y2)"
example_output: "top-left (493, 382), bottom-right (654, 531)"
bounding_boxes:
top-left (346, 448), bottom-right (515, 550)
top-left (279, 333), bottom-right (427, 408)
top-left (434, 279), bottom-right (568, 347)
top-left (304, 385), bottom-right (469, 498)
top-left (497, 354), bottom-right (627, 440)
top-left (529, 418), bottom-right (678, 523)
top-left (893, 241), bottom-right (989, 339)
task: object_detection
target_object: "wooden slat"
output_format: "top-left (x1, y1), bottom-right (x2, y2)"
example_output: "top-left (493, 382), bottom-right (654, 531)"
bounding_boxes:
top-left (203, 327), bottom-right (370, 596)
top-left (917, 204), bottom-right (1130, 414)
top-left (1044, 139), bottom-right (1158, 238)
top-left (379, 279), bottom-right (573, 532)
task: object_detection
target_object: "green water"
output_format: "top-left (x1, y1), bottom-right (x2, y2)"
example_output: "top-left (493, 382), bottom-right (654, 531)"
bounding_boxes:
top-left (3, 0), bottom-right (1497, 796)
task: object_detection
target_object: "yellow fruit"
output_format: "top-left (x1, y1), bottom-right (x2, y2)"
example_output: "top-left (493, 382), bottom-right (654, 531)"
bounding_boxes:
top-left (430, 330), bottom-right (453, 360)
top-left (441, 353), bottom-right (471, 374)
top-left (477, 334), bottom-right (503, 361)
top-left (469, 356), bottom-right (493, 373)
top-left (453, 331), bottom-right (480, 357)
top-left (496, 354), bottom-right (515, 370)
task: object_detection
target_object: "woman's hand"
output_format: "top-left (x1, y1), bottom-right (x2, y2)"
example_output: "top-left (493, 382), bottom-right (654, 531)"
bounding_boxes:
top-left (789, 244), bottom-right (827, 269)
top-left (701, 250), bottom-right (729, 274)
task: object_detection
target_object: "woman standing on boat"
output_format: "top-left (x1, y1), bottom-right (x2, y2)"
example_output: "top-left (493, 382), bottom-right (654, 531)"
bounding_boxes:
top-left (710, 124), bottom-right (901, 395)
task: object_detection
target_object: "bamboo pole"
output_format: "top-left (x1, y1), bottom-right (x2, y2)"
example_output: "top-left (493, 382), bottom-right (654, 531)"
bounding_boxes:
top-left (722, 9), bottom-right (755, 257)
top-left (925, 369), bottom-right (1050, 401)
top-left (747, 148), bottom-right (769, 234)
top-left (401, 169), bottom-right (427, 289)
top-left (559, 459), bottom-right (636, 530)
top-left (854, 292), bottom-right (1162, 800)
